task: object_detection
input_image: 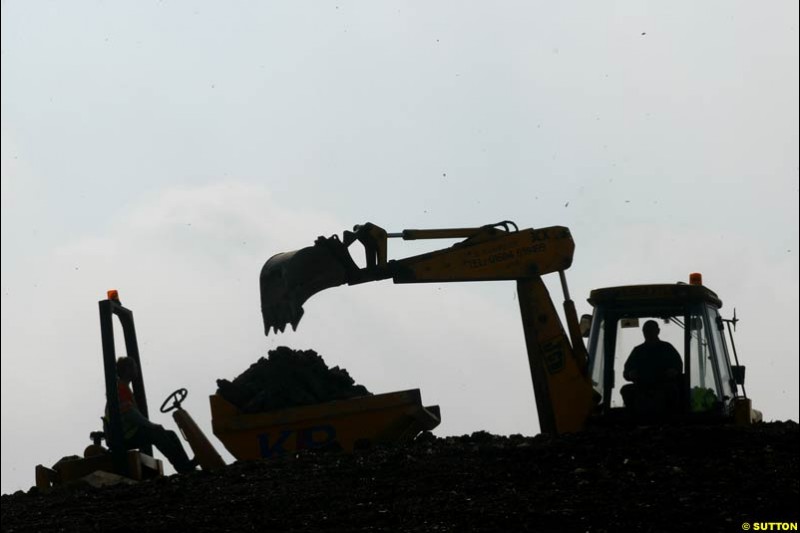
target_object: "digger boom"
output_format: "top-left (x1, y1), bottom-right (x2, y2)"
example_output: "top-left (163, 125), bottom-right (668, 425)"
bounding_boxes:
top-left (260, 222), bottom-right (595, 434)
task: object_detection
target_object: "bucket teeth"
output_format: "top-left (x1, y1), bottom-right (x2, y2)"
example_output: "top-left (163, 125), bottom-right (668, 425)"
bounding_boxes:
top-left (262, 300), bottom-right (303, 335)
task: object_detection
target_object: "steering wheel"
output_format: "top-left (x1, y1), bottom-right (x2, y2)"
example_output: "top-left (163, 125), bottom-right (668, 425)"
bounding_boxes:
top-left (160, 388), bottom-right (188, 413)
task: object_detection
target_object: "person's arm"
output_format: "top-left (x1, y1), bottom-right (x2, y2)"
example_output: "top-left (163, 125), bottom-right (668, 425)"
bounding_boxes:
top-left (122, 406), bottom-right (162, 430)
top-left (623, 348), bottom-right (640, 382)
top-left (118, 382), bottom-right (162, 430)
top-left (664, 343), bottom-right (683, 378)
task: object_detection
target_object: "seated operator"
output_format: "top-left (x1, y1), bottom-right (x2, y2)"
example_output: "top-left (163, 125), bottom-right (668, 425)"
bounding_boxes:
top-left (620, 320), bottom-right (684, 416)
top-left (105, 357), bottom-right (197, 474)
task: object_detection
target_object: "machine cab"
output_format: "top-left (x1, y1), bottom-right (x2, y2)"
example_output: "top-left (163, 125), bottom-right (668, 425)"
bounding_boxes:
top-left (585, 279), bottom-right (746, 420)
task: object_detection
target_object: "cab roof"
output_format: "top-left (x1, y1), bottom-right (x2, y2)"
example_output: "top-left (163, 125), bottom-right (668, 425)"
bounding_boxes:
top-left (588, 284), bottom-right (722, 309)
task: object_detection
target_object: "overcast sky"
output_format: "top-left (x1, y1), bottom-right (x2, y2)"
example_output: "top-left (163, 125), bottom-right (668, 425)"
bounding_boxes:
top-left (2, 1), bottom-right (798, 494)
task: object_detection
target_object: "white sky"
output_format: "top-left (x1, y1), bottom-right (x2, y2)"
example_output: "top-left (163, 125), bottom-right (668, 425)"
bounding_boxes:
top-left (2, 1), bottom-right (798, 494)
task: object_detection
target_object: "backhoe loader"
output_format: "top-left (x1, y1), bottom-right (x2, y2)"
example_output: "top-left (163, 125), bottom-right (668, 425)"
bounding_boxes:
top-left (259, 221), bottom-right (759, 434)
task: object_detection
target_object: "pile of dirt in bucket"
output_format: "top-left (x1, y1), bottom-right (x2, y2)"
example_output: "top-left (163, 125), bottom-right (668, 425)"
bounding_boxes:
top-left (215, 346), bottom-right (371, 413)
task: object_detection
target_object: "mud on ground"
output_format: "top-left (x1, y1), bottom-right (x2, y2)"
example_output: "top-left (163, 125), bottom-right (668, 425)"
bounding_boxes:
top-left (2, 422), bottom-right (797, 532)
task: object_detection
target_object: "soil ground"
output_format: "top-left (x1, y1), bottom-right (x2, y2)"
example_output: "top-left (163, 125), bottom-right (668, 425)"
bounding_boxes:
top-left (3, 421), bottom-right (797, 533)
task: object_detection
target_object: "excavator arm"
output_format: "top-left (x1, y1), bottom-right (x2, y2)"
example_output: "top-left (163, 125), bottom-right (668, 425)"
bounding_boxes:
top-left (260, 221), bottom-right (594, 434)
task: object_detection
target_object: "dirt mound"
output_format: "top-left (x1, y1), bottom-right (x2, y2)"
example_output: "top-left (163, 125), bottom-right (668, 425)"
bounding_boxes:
top-left (215, 346), bottom-right (371, 413)
top-left (3, 422), bottom-right (797, 532)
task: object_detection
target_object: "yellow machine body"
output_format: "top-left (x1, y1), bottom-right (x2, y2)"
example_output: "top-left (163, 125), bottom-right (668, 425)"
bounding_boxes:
top-left (210, 389), bottom-right (440, 460)
top-left (173, 408), bottom-right (227, 471)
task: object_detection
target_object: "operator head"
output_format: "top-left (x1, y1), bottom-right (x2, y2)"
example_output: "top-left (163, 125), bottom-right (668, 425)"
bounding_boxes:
top-left (642, 320), bottom-right (660, 342)
top-left (116, 357), bottom-right (139, 382)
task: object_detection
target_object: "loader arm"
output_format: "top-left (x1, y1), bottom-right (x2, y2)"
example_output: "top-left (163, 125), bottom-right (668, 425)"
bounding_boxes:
top-left (260, 222), bottom-right (594, 434)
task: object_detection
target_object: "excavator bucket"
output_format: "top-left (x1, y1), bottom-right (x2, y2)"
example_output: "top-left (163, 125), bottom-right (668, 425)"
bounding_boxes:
top-left (260, 242), bottom-right (350, 335)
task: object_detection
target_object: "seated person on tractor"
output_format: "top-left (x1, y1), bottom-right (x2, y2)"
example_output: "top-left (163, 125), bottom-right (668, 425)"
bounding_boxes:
top-left (620, 320), bottom-right (684, 417)
top-left (105, 357), bottom-right (197, 474)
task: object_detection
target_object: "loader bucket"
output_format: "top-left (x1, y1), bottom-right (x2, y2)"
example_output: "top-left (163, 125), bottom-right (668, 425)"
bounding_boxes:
top-left (260, 243), bottom-right (349, 335)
